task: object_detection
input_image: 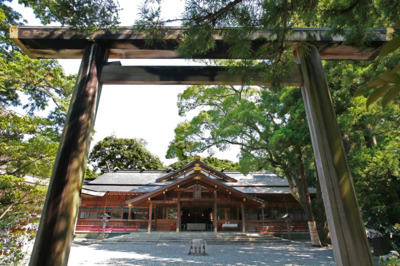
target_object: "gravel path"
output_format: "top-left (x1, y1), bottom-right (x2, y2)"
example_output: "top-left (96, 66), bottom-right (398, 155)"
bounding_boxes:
top-left (68, 241), bottom-right (336, 266)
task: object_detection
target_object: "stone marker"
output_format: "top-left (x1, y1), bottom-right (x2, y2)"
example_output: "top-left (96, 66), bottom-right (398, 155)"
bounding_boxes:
top-left (188, 239), bottom-right (207, 255)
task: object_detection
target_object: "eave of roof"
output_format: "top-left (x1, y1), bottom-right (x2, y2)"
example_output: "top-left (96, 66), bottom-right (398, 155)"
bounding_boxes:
top-left (156, 158), bottom-right (237, 183)
top-left (126, 171), bottom-right (266, 206)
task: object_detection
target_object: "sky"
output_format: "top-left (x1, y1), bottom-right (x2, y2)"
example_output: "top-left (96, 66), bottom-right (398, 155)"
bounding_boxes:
top-left (8, 0), bottom-right (240, 165)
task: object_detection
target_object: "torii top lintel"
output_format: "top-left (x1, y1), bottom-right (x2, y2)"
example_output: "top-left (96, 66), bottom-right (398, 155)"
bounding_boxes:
top-left (10, 26), bottom-right (389, 60)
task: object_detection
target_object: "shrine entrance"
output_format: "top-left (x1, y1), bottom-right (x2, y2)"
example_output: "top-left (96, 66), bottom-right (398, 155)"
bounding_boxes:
top-left (181, 207), bottom-right (212, 231)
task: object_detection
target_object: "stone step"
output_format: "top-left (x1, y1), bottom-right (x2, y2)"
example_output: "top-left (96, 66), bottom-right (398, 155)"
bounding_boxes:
top-left (101, 232), bottom-right (291, 245)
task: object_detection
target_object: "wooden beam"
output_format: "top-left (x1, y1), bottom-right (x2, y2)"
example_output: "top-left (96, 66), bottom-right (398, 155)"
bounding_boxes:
top-left (148, 200), bottom-right (177, 204)
top-left (11, 26), bottom-right (388, 60)
top-left (297, 44), bottom-right (373, 266)
top-left (100, 65), bottom-right (303, 86)
top-left (29, 44), bottom-right (108, 266)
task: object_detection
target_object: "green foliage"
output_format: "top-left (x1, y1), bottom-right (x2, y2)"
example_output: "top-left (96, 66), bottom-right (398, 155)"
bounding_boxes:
top-left (356, 35), bottom-right (400, 108)
top-left (138, 0), bottom-right (400, 106)
top-left (326, 60), bottom-right (400, 236)
top-left (89, 135), bottom-right (165, 171)
top-left (168, 156), bottom-right (238, 171)
top-left (0, 108), bottom-right (59, 178)
top-left (0, 176), bottom-right (45, 265)
top-left (84, 167), bottom-right (100, 179)
top-left (0, 51), bottom-right (75, 114)
top-left (0, 175), bottom-right (47, 218)
top-left (19, 0), bottom-right (121, 33)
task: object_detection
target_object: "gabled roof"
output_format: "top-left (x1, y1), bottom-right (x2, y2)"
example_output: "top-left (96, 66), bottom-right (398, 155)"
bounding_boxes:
top-left (156, 156), bottom-right (237, 183)
top-left (125, 170), bottom-right (266, 207)
top-left (81, 158), bottom-right (316, 195)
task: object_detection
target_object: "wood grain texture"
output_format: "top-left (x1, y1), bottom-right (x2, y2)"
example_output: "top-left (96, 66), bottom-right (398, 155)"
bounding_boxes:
top-left (101, 65), bottom-right (304, 86)
top-left (29, 43), bottom-right (109, 266)
top-left (297, 44), bottom-right (373, 266)
top-left (11, 26), bottom-right (387, 60)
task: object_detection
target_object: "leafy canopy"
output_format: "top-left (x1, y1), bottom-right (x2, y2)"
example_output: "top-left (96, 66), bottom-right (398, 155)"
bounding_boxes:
top-left (89, 135), bottom-right (164, 171)
top-left (168, 156), bottom-right (238, 171)
top-left (19, 0), bottom-right (121, 33)
top-left (138, 0), bottom-right (400, 105)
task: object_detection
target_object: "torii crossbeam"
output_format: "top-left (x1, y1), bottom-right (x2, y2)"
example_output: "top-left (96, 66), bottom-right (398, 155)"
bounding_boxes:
top-left (10, 26), bottom-right (389, 266)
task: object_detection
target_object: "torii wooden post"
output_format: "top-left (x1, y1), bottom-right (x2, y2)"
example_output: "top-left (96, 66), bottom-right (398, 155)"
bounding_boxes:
top-left (297, 44), bottom-right (373, 266)
top-left (29, 43), bottom-right (109, 266)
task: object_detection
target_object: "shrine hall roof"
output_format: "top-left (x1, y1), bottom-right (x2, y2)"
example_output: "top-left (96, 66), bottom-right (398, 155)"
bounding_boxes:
top-left (82, 169), bottom-right (316, 195)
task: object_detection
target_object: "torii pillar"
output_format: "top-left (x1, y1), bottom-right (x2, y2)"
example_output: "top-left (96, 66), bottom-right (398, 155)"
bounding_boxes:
top-left (297, 45), bottom-right (373, 266)
top-left (29, 43), bottom-right (109, 266)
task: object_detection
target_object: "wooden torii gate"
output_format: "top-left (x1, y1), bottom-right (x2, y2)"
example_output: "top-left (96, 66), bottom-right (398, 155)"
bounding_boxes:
top-left (10, 26), bottom-right (389, 266)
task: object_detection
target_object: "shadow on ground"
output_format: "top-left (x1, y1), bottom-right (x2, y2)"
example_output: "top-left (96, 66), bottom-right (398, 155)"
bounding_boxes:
top-left (69, 241), bottom-right (336, 265)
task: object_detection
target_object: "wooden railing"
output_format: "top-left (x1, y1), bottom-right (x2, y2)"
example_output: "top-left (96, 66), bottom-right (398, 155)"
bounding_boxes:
top-left (254, 226), bottom-right (309, 233)
top-left (75, 225), bottom-right (139, 233)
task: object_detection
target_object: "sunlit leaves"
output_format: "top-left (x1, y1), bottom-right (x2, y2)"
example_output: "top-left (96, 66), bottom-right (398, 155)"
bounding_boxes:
top-left (19, 0), bottom-right (121, 34)
top-left (89, 135), bottom-right (164, 171)
top-left (0, 109), bottom-right (59, 178)
top-left (0, 52), bottom-right (75, 115)
top-left (356, 34), bottom-right (400, 108)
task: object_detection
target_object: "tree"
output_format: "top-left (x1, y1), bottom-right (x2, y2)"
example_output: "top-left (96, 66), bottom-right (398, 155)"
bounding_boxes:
top-left (168, 156), bottom-right (238, 171)
top-left (0, 175), bottom-right (47, 264)
top-left (19, 0), bottom-right (121, 33)
top-left (89, 135), bottom-right (164, 171)
top-left (0, 107), bottom-right (59, 178)
top-left (0, 108), bottom-right (55, 264)
top-left (138, 0), bottom-right (399, 106)
top-left (356, 28), bottom-right (400, 107)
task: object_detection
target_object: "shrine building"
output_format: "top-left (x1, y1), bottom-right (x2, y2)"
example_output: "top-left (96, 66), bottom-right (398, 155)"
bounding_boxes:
top-left (77, 156), bottom-right (313, 233)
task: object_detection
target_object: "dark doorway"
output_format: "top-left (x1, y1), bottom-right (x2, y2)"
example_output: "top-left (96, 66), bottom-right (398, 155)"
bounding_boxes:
top-left (181, 207), bottom-right (212, 230)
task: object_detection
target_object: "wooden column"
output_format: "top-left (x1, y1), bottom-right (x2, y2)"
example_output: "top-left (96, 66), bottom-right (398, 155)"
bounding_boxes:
top-left (213, 190), bottom-right (218, 232)
top-left (29, 43), bottom-right (108, 266)
top-left (176, 192), bottom-right (181, 232)
top-left (147, 202), bottom-right (153, 232)
top-left (297, 44), bottom-right (373, 266)
top-left (241, 204), bottom-right (246, 233)
top-left (128, 205), bottom-right (132, 221)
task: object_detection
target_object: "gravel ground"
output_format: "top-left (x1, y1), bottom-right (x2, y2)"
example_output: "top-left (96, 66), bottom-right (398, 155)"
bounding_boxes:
top-left (68, 241), bottom-right (336, 266)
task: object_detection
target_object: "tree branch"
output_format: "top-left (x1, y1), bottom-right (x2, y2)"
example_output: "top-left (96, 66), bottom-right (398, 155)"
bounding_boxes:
top-left (196, 0), bottom-right (244, 24)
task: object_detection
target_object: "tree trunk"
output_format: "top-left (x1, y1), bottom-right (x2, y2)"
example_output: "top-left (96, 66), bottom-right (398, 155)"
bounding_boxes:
top-left (285, 157), bottom-right (321, 247)
top-left (298, 158), bottom-right (322, 247)
top-left (313, 176), bottom-right (331, 246)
